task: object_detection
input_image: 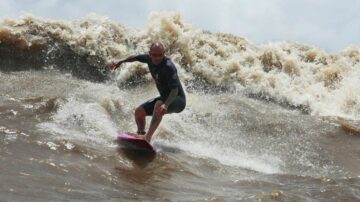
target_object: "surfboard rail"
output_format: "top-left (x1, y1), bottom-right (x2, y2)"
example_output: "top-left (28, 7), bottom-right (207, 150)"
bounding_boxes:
top-left (116, 133), bottom-right (155, 152)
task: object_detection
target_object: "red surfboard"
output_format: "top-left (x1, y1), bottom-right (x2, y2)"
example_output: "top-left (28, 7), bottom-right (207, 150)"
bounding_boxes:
top-left (116, 133), bottom-right (155, 152)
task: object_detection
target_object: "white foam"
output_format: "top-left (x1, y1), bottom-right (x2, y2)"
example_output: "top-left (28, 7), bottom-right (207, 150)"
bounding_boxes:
top-left (38, 83), bottom-right (124, 147)
top-left (154, 94), bottom-right (283, 174)
top-left (3, 12), bottom-right (360, 119)
top-left (176, 140), bottom-right (282, 174)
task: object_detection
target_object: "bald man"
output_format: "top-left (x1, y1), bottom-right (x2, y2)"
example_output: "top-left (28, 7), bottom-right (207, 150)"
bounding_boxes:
top-left (110, 42), bottom-right (186, 143)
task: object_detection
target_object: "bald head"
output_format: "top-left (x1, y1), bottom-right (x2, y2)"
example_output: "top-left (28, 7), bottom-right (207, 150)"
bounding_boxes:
top-left (150, 42), bottom-right (165, 53)
top-left (149, 42), bottom-right (165, 65)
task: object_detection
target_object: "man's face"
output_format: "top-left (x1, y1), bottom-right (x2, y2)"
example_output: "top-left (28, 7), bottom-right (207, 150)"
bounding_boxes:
top-left (149, 48), bottom-right (164, 65)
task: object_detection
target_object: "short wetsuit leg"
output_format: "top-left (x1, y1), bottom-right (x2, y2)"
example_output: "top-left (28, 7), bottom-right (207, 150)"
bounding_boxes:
top-left (140, 97), bottom-right (162, 116)
top-left (140, 96), bottom-right (186, 115)
top-left (166, 96), bottom-right (186, 114)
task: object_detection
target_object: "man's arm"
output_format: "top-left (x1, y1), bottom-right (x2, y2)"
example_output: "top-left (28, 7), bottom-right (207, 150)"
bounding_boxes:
top-left (164, 88), bottom-right (178, 107)
top-left (110, 55), bottom-right (138, 70)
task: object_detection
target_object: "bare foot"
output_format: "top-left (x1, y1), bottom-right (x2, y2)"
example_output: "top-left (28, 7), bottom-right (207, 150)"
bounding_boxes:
top-left (127, 133), bottom-right (151, 143)
top-left (144, 135), bottom-right (151, 143)
top-left (134, 134), bottom-right (151, 143)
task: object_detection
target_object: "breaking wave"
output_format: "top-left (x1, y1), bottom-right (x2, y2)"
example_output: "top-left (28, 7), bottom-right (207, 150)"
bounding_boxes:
top-left (1, 12), bottom-right (360, 120)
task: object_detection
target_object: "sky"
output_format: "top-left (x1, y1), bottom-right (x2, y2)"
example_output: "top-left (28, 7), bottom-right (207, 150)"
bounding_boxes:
top-left (0, 0), bottom-right (359, 53)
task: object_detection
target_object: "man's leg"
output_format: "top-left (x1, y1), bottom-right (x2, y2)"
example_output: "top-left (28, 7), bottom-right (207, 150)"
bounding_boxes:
top-left (145, 100), bottom-right (165, 142)
top-left (135, 106), bottom-right (146, 134)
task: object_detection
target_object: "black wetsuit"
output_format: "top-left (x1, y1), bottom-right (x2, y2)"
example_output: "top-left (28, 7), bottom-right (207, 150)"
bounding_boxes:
top-left (134, 54), bottom-right (186, 115)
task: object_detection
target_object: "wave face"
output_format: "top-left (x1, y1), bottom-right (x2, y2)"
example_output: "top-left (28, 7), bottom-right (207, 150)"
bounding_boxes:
top-left (1, 12), bottom-right (360, 119)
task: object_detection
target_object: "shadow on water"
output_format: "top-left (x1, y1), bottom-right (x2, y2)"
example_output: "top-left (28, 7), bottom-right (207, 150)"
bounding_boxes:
top-left (117, 147), bottom-right (156, 168)
top-left (115, 142), bottom-right (183, 168)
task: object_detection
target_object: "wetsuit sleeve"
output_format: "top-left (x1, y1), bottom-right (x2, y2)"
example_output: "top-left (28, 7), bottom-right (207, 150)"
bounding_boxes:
top-left (134, 54), bottom-right (150, 63)
top-left (167, 66), bottom-right (179, 89)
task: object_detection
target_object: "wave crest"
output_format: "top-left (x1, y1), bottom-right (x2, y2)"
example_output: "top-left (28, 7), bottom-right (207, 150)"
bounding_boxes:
top-left (1, 12), bottom-right (360, 119)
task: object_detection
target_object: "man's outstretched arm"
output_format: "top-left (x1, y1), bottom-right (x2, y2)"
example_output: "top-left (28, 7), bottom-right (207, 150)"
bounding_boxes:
top-left (110, 55), bottom-right (138, 70)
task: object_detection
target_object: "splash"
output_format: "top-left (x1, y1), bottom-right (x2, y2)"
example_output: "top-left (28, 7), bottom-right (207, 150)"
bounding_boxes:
top-left (1, 11), bottom-right (360, 119)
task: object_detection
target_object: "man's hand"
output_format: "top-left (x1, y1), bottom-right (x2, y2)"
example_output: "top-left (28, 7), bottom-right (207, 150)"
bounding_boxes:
top-left (109, 61), bottom-right (121, 70)
top-left (156, 104), bottom-right (168, 117)
top-left (109, 56), bottom-right (137, 70)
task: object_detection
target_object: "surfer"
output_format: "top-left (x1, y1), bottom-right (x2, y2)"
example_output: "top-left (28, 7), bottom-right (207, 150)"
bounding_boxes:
top-left (110, 42), bottom-right (186, 143)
